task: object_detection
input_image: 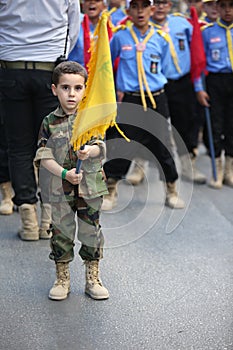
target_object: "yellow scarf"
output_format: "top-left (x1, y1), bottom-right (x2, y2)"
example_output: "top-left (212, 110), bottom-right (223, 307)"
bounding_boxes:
top-left (130, 26), bottom-right (156, 111)
top-left (217, 19), bottom-right (233, 70)
top-left (152, 22), bottom-right (181, 74)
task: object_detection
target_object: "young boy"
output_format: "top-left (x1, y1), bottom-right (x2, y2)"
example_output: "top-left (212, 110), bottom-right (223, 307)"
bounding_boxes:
top-left (102, 0), bottom-right (185, 210)
top-left (202, 0), bottom-right (219, 23)
top-left (68, 0), bottom-right (107, 68)
top-left (34, 61), bottom-right (109, 301)
top-left (195, 0), bottom-right (233, 188)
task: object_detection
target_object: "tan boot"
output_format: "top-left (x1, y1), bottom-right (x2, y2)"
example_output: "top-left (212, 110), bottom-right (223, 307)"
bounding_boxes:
top-left (165, 182), bottom-right (185, 209)
top-left (18, 203), bottom-right (39, 241)
top-left (209, 157), bottom-right (223, 189)
top-left (84, 260), bottom-right (109, 300)
top-left (39, 203), bottom-right (52, 239)
top-left (126, 158), bottom-right (148, 185)
top-left (49, 262), bottom-right (70, 300)
top-left (223, 156), bottom-right (233, 187)
top-left (180, 153), bottom-right (206, 184)
top-left (0, 181), bottom-right (14, 215)
top-left (101, 177), bottom-right (118, 211)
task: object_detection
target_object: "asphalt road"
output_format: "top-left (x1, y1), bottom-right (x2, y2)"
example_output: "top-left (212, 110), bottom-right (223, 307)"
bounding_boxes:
top-left (1, 147), bottom-right (233, 350)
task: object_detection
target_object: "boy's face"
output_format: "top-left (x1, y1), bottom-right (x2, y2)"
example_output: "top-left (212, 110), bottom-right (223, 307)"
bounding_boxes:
top-left (127, 0), bottom-right (155, 31)
top-left (52, 74), bottom-right (85, 115)
top-left (83, 0), bottom-right (106, 20)
top-left (109, 0), bottom-right (122, 8)
top-left (217, 0), bottom-right (233, 23)
top-left (152, 0), bottom-right (172, 24)
top-left (203, 1), bottom-right (219, 21)
top-left (186, 0), bottom-right (203, 17)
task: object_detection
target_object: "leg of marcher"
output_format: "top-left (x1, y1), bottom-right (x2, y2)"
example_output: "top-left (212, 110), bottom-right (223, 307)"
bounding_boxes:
top-left (49, 262), bottom-right (70, 300)
top-left (77, 197), bottom-right (109, 300)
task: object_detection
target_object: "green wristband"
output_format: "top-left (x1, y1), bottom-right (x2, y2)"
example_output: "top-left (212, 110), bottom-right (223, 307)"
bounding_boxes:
top-left (61, 168), bottom-right (68, 180)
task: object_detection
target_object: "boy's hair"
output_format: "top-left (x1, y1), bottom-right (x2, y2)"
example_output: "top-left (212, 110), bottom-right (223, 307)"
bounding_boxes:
top-left (52, 61), bottom-right (88, 86)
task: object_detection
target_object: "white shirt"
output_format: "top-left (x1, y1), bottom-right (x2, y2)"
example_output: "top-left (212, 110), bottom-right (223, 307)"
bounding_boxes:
top-left (0, 0), bottom-right (80, 61)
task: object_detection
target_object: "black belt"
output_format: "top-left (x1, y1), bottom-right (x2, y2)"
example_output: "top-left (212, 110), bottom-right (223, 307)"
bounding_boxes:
top-left (125, 89), bottom-right (164, 97)
top-left (0, 60), bottom-right (55, 71)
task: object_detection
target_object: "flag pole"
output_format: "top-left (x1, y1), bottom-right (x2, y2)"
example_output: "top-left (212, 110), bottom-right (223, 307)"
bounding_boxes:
top-left (204, 106), bottom-right (217, 181)
top-left (76, 145), bottom-right (85, 174)
top-left (201, 73), bottom-right (217, 181)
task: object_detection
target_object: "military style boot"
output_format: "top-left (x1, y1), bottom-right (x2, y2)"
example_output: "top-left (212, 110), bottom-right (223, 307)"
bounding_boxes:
top-left (84, 260), bottom-right (109, 300)
top-left (165, 182), bottom-right (185, 209)
top-left (101, 177), bottom-right (118, 211)
top-left (223, 156), bottom-right (233, 187)
top-left (0, 181), bottom-right (14, 215)
top-left (180, 153), bottom-right (206, 184)
top-left (49, 262), bottom-right (70, 300)
top-left (18, 203), bottom-right (39, 241)
top-left (209, 157), bottom-right (223, 189)
top-left (39, 203), bottom-right (52, 239)
top-left (126, 158), bottom-right (148, 185)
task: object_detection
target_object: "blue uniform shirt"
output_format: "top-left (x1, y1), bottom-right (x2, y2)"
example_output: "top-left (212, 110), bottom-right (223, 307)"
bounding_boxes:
top-left (151, 14), bottom-right (193, 80)
top-left (110, 25), bottom-right (168, 92)
top-left (110, 7), bottom-right (126, 26)
top-left (194, 19), bottom-right (233, 91)
top-left (68, 21), bottom-right (96, 66)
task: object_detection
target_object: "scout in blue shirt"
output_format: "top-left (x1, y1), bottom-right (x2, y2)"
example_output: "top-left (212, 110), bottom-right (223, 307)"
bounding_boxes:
top-left (68, 0), bottom-right (107, 67)
top-left (202, 0), bottom-right (219, 23)
top-left (195, 0), bottom-right (233, 189)
top-left (102, 0), bottom-right (185, 211)
top-left (108, 0), bottom-right (127, 26)
top-left (151, 1), bottom-right (206, 184)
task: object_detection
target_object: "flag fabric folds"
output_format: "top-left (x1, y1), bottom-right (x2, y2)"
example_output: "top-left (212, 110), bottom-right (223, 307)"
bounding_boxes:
top-left (71, 12), bottom-right (125, 151)
top-left (187, 6), bottom-right (207, 82)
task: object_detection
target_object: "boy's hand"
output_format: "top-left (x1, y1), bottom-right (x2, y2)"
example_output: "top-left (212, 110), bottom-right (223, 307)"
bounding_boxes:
top-left (196, 90), bottom-right (210, 107)
top-left (65, 168), bottom-right (83, 185)
top-left (76, 145), bottom-right (100, 159)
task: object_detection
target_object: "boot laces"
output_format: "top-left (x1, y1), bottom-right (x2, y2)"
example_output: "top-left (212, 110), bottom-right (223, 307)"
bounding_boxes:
top-left (86, 260), bottom-right (102, 286)
top-left (56, 263), bottom-right (69, 286)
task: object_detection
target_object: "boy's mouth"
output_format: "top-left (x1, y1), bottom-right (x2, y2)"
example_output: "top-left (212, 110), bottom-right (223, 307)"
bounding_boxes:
top-left (88, 5), bottom-right (97, 11)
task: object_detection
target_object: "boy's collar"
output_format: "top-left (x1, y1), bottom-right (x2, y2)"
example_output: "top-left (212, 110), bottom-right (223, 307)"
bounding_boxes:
top-left (54, 105), bottom-right (77, 118)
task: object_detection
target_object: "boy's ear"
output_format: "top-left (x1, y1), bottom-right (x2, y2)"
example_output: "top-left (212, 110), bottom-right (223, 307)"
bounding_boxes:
top-left (51, 84), bottom-right (57, 96)
top-left (150, 5), bottom-right (155, 15)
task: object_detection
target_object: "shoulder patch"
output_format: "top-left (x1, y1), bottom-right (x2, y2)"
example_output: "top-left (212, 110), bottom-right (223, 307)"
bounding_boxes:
top-left (112, 24), bottom-right (127, 33)
top-left (201, 22), bottom-right (214, 31)
top-left (171, 12), bottom-right (185, 17)
top-left (150, 21), bottom-right (161, 29)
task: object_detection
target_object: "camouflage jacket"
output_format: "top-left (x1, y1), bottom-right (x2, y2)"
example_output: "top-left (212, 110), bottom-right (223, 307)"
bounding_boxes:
top-left (35, 106), bottom-right (108, 201)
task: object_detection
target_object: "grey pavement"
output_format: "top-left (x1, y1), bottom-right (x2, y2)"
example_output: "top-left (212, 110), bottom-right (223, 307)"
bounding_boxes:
top-left (1, 147), bottom-right (233, 350)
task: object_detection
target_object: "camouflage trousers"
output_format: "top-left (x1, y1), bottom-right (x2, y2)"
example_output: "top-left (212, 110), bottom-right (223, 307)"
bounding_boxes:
top-left (49, 196), bottom-right (104, 263)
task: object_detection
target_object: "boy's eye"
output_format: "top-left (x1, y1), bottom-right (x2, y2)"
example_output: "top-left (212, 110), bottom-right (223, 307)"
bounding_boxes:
top-left (62, 85), bottom-right (69, 90)
top-left (130, 1), bottom-right (150, 8)
top-left (76, 85), bottom-right (84, 90)
top-left (219, 1), bottom-right (233, 7)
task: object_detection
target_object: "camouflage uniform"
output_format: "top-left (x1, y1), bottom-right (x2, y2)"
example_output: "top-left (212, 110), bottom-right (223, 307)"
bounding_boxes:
top-left (35, 106), bottom-right (108, 263)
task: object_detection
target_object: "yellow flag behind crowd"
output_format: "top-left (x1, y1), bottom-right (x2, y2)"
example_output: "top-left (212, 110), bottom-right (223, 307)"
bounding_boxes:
top-left (71, 12), bottom-right (119, 151)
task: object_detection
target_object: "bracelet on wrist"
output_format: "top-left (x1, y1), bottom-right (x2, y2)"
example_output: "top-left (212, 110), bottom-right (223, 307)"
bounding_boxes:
top-left (61, 168), bottom-right (68, 180)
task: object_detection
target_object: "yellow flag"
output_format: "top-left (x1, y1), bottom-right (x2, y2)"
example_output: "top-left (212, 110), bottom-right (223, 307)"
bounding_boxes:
top-left (71, 11), bottom-right (128, 151)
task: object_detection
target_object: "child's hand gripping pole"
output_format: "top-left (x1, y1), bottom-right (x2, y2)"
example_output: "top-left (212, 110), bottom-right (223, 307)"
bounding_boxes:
top-left (76, 145), bottom-right (85, 174)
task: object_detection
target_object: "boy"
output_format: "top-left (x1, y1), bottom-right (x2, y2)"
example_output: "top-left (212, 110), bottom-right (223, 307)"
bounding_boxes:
top-left (35, 61), bottom-right (109, 301)
top-left (102, 0), bottom-right (185, 210)
top-left (202, 0), bottom-right (219, 22)
top-left (195, 0), bottom-right (233, 188)
top-left (68, 0), bottom-right (107, 68)
top-left (151, 0), bottom-right (206, 184)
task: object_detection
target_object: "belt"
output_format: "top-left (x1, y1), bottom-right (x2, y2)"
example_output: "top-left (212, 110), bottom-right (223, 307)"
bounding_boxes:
top-left (125, 89), bottom-right (164, 97)
top-left (0, 60), bottom-right (55, 71)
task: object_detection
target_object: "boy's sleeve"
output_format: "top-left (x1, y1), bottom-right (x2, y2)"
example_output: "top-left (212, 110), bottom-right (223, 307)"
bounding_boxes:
top-left (110, 33), bottom-right (121, 65)
top-left (88, 138), bottom-right (106, 161)
top-left (34, 118), bottom-right (56, 167)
